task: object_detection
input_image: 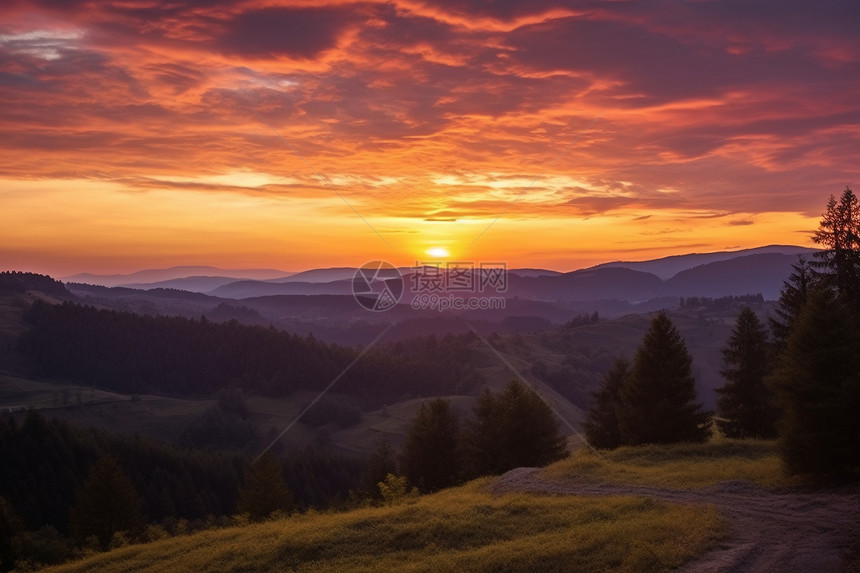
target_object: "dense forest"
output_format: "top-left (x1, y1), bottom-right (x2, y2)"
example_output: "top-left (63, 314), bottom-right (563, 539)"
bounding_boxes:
top-left (0, 273), bottom-right (69, 299)
top-left (0, 410), bottom-right (365, 559)
top-left (19, 302), bottom-right (483, 408)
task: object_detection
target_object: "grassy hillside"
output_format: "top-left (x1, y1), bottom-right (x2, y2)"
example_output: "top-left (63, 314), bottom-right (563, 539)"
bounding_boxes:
top-left (44, 479), bottom-right (725, 573)
top-left (546, 439), bottom-right (794, 489)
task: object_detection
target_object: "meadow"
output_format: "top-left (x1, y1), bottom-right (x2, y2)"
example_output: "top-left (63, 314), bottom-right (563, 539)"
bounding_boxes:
top-left (546, 438), bottom-right (796, 490)
top-left (44, 478), bottom-right (725, 573)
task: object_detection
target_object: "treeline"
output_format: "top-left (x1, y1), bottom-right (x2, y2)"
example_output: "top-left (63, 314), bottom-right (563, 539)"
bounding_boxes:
top-left (367, 380), bottom-right (568, 496)
top-left (0, 410), bottom-right (364, 529)
top-left (0, 411), bottom-right (238, 532)
top-left (0, 272), bottom-right (69, 298)
top-left (585, 187), bottom-right (860, 478)
top-left (0, 410), bottom-right (366, 569)
top-left (679, 294), bottom-right (764, 310)
top-left (564, 311), bottom-right (600, 328)
top-left (18, 302), bottom-right (482, 408)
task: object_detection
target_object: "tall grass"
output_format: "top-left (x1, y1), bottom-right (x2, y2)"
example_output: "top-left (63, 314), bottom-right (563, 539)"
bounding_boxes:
top-left (45, 479), bottom-right (725, 573)
top-left (547, 439), bottom-right (797, 489)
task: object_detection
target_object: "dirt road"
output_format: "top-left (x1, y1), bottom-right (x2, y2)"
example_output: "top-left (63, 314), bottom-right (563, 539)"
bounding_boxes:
top-left (491, 467), bottom-right (859, 572)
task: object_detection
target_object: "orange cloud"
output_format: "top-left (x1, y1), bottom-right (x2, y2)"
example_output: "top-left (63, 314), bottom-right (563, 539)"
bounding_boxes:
top-left (0, 0), bottom-right (856, 275)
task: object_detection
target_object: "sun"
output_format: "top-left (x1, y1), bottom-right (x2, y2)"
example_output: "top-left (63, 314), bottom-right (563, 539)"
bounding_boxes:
top-left (425, 247), bottom-right (450, 258)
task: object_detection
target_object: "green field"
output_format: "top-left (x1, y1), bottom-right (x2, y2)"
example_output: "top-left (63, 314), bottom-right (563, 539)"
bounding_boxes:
top-left (44, 478), bottom-right (725, 573)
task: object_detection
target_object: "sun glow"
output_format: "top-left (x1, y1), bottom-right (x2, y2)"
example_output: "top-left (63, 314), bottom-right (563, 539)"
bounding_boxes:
top-left (425, 247), bottom-right (450, 258)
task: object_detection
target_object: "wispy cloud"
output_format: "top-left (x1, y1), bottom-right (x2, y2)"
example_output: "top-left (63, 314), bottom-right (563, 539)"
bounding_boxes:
top-left (0, 0), bottom-right (855, 273)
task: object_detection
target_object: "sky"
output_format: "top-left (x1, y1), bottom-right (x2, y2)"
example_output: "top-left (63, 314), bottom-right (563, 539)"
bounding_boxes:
top-left (1, 0), bottom-right (858, 276)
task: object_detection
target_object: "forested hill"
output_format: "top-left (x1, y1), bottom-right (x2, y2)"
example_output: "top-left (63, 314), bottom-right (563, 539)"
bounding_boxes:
top-left (0, 272), bottom-right (70, 299)
top-left (0, 410), bottom-right (365, 535)
top-left (18, 301), bottom-right (482, 408)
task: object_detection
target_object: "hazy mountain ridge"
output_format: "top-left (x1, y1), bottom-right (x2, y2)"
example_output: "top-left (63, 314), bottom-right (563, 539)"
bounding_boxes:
top-left (62, 266), bottom-right (294, 287)
top-left (202, 249), bottom-right (811, 302)
top-left (665, 253), bottom-right (803, 298)
top-left (63, 245), bottom-right (812, 301)
top-left (589, 245), bottom-right (817, 279)
top-left (13, 245), bottom-right (806, 352)
top-left (508, 267), bottom-right (664, 302)
top-left (122, 276), bottom-right (251, 292)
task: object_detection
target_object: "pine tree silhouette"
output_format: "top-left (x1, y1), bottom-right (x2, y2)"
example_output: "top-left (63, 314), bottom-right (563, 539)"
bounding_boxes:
top-left (68, 456), bottom-right (143, 549)
top-left (767, 289), bottom-right (860, 475)
top-left (770, 256), bottom-right (816, 347)
top-left (237, 454), bottom-right (293, 520)
top-left (618, 313), bottom-right (710, 444)
top-left (584, 359), bottom-right (628, 449)
top-left (716, 308), bottom-right (778, 439)
top-left (813, 187), bottom-right (860, 302)
top-left (401, 399), bottom-right (461, 492)
top-left (468, 380), bottom-right (567, 475)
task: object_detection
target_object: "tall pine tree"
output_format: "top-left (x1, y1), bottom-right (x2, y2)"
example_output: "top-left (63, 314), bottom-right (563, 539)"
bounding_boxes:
top-left (467, 380), bottom-right (567, 476)
top-left (716, 308), bottom-right (778, 439)
top-left (363, 439), bottom-right (399, 500)
top-left (767, 289), bottom-right (860, 475)
top-left (812, 186), bottom-right (860, 302)
top-left (401, 399), bottom-right (462, 493)
top-left (68, 456), bottom-right (144, 549)
top-left (770, 256), bottom-right (816, 347)
top-left (0, 497), bottom-right (23, 572)
top-left (583, 359), bottom-right (628, 449)
top-left (237, 454), bottom-right (293, 520)
top-left (768, 190), bottom-right (860, 476)
top-left (618, 313), bottom-right (710, 444)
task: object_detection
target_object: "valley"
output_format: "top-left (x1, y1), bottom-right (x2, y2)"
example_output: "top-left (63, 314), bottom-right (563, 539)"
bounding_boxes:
top-left (1, 240), bottom-right (856, 572)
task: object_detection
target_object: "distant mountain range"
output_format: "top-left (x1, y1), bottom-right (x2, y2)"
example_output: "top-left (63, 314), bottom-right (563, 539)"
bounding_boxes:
top-left (589, 245), bottom-right (816, 279)
top-left (60, 245), bottom-right (818, 301)
top-left (62, 266), bottom-right (294, 288)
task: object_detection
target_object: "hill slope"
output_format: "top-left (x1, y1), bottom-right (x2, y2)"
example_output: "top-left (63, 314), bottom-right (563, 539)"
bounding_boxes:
top-left (666, 253), bottom-right (801, 299)
top-left (591, 245), bottom-right (816, 279)
top-left (62, 266), bottom-right (292, 287)
top-left (44, 478), bottom-right (723, 573)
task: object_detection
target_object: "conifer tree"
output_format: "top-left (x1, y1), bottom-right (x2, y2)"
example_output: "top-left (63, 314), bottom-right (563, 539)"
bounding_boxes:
top-left (716, 308), bottom-right (778, 439)
top-left (768, 190), bottom-right (860, 476)
top-left (468, 380), bottom-right (567, 476)
top-left (68, 456), bottom-right (144, 549)
top-left (583, 359), bottom-right (628, 449)
top-left (813, 186), bottom-right (860, 302)
top-left (237, 454), bottom-right (293, 520)
top-left (619, 313), bottom-right (710, 444)
top-left (364, 439), bottom-right (399, 499)
top-left (0, 497), bottom-right (23, 572)
top-left (767, 289), bottom-right (860, 475)
top-left (401, 398), bottom-right (462, 493)
top-left (770, 256), bottom-right (816, 347)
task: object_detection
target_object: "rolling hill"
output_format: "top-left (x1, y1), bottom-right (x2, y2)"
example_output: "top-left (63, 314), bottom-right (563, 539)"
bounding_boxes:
top-left (590, 245), bottom-right (817, 279)
top-left (666, 253), bottom-right (803, 299)
top-left (62, 266), bottom-right (293, 288)
top-left (58, 246), bottom-right (814, 305)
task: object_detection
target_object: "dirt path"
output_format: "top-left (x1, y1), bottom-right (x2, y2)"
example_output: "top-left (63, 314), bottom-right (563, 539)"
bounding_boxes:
top-left (491, 468), bottom-right (859, 572)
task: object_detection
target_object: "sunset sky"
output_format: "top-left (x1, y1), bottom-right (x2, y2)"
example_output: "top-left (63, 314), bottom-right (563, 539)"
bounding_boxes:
top-left (1, 0), bottom-right (858, 276)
